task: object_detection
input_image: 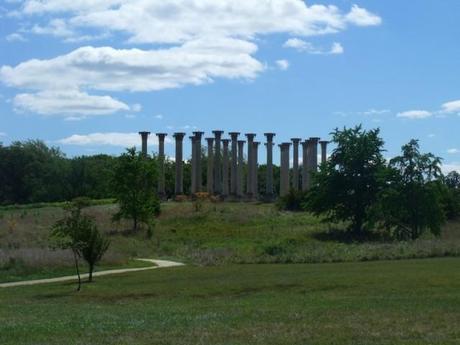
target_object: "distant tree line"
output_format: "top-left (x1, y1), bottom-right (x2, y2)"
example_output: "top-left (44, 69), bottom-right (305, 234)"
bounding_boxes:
top-left (0, 140), bottom-right (282, 205)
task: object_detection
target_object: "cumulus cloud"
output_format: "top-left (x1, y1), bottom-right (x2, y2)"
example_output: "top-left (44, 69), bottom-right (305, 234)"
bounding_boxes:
top-left (283, 38), bottom-right (344, 54)
top-left (396, 110), bottom-right (432, 119)
top-left (17, 1), bottom-right (381, 44)
top-left (360, 109), bottom-right (391, 116)
top-left (441, 100), bottom-right (460, 113)
top-left (57, 132), bottom-right (161, 147)
top-left (2, 1), bottom-right (381, 117)
top-left (276, 59), bottom-right (289, 71)
top-left (13, 90), bottom-right (130, 116)
top-left (448, 148), bottom-right (460, 154)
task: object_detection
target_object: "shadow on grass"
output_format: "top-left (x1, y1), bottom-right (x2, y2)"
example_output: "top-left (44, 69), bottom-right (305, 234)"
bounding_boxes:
top-left (312, 227), bottom-right (390, 244)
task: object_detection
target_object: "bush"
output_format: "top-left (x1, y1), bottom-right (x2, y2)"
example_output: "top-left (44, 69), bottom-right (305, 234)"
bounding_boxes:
top-left (277, 189), bottom-right (308, 211)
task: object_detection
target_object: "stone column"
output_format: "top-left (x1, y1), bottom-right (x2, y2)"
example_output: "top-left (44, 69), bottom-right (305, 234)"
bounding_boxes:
top-left (319, 140), bottom-right (329, 164)
top-left (190, 136), bottom-right (197, 194)
top-left (222, 139), bottom-right (230, 197)
top-left (291, 138), bottom-right (301, 190)
top-left (279, 143), bottom-right (291, 197)
top-left (139, 131), bottom-right (150, 157)
top-left (264, 133), bottom-right (275, 199)
top-left (229, 132), bottom-right (240, 196)
top-left (301, 140), bottom-right (309, 191)
top-left (252, 141), bottom-right (260, 198)
top-left (193, 132), bottom-right (204, 192)
top-left (245, 133), bottom-right (256, 197)
top-left (156, 133), bottom-right (167, 198)
top-left (206, 138), bottom-right (214, 194)
top-left (213, 130), bottom-right (224, 195)
top-left (237, 140), bottom-right (245, 198)
top-left (309, 137), bottom-right (320, 172)
top-left (173, 133), bottom-right (185, 195)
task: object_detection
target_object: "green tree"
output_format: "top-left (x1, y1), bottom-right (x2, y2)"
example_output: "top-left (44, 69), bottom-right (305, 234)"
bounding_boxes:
top-left (378, 140), bottom-right (444, 240)
top-left (112, 148), bottom-right (160, 232)
top-left (50, 198), bottom-right (110, 290)
top-left (305, 125), bottom-right (386, 237)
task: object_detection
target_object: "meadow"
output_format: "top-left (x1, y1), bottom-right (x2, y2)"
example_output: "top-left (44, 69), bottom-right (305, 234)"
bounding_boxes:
top-left (1, 258), bottom-right (460, 345)
top-left (1, 201), bottom-right (460, 282)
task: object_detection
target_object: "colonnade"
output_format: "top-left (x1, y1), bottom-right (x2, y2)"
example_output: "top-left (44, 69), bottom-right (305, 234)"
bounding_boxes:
top-left (138, 131), bottom-right (329, 199)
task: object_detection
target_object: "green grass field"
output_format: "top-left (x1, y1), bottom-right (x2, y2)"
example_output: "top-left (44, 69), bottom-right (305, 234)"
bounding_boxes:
top-left (1, 258), bottom-right (460, 345)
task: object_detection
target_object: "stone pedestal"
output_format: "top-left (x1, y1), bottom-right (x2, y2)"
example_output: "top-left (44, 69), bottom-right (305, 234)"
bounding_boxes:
top-left (279, 143), bottom-right (291, 197)
top-left (156, 133), bottom-right (167, 198)
top-left (173, 133), bottom-right (185, 195)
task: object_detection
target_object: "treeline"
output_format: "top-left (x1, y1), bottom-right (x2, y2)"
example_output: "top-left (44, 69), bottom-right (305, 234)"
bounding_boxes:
top-left (0, 140), bottom-right (281, 205)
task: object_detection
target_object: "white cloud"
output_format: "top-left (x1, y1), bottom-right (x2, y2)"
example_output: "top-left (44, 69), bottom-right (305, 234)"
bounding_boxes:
top-left (155, 114), bottom-right (164, 120)
top-left (283, 38), bottom-right (344, 55)
top-left (57, 132), bottom-right (161, 147)
top-left (330, 42), bottom-right (344, 54)
top-left (276, 59), bottom-right (289, 71)
top-left (442, 162), bottom-right (460, 174)
top-left (18, 1), bottom-right (381, 44)
top-left (428, 133), bottom-right (436, 138)
top-left (396, 110), bottom-right (432, 119)
top-left (0, 132), bottom-right (6, 137)
top-left (448, 148), bottom-right (460, 154)
top-left (360, 108), bottom-right (390, 116)
top-left (345, 4), bottom-right (382, 26)
top-left (13, 90), bottom-right (130, 117)
top-left (3, 1), bottom-right (381, 117)
top-left (131, 103), bottom-right (142, 112)
top-left (441, 100), bottom-right (460, 113)
top-left (6, 32), bottom-right (27, 42)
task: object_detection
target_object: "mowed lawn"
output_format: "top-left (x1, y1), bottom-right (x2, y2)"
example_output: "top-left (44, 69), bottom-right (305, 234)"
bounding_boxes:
top-left (1, 258), bottom-right (460, 345)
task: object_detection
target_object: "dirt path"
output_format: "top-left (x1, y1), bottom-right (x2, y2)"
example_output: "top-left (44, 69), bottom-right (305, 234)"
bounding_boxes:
top-left (0, 259), bottom-right (184, 288)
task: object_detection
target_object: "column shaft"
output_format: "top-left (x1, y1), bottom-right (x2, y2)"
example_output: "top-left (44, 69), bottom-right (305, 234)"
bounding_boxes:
top-left (245, 134), bottom-right (256, 197)
top-left (252, 142), bottom-right (259, 197)
top-left (301, 140), bottom-right (309, 191)
top-left (264, 133), bottom-right (275, 199)
top-left (319, 140), bottom-right (329, 165)
top-left (173, 133), bottom-right (185, 195)
top-left (237, 140), bottom-right (245, 197)
top-left (222, 139), bottom-right (230, 197)
top-left (229, 132), bottom-right (239, 196)
top-left (156, 133), bottom-right (167, 198)
top-left (139, 131), bottom-right (150, 157)
top-left (206, 138), bottom-right (214, 194)
top-left (213, 131), bottom-right (224, 195)
top-left (193, 132), bottom-right (204, 192)
top-left (190, 136), bottom-right (197, 194)
top-left (291, 138), bottom-right (301, 190)
top-left (279, 143), bottom-right (291, 197)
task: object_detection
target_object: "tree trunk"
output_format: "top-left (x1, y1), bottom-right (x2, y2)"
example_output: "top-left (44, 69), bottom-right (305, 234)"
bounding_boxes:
top-left (88, 263), bottom-right (94, 282)
top-left (73, 250), bottom-right (81, 292)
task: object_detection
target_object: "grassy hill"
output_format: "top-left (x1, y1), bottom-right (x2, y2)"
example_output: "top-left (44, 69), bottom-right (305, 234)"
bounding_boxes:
top-left (1, 201), bottom-right (460, 282)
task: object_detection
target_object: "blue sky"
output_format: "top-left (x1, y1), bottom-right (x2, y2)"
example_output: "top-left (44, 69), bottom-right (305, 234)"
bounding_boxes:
top-left (0, 0), bottom-right (459, 171)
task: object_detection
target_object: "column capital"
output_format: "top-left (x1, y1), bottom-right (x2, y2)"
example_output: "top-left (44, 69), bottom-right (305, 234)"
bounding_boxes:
top-left (245, 133), bottom-right (256, 140)
top-left (212, 130), bottom-right (224, 137)
top-left (193, 131), bottom-right (205, 138)
top-left (319, 140), bottom-right (330, 145)
top-left (173, 132), bottom-right (186, 139)
top-left (156, 133), bottom-right (167, 139)
top-left (291, 138), bottom-right (302, 144)
top-left (237, 140), bottom-right (246, 145)
top-left (229, 132), bottom-right (240, 138)
top-left (139, 131), bottom-right (151, 136)
top-left (264, 133), bottom-right (276, 141)
top-left (309, 137), bottom-right (321, 143)
top-left (222, 139), bottom-right (230, 145)
top-left (279, 142), bottom-right (292, 148)
top-left (206, 137), bottom-right (215, 143)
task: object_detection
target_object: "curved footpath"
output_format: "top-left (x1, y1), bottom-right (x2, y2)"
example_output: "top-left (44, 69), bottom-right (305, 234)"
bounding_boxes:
top-left (0, 259), bottom-right (184, 288)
